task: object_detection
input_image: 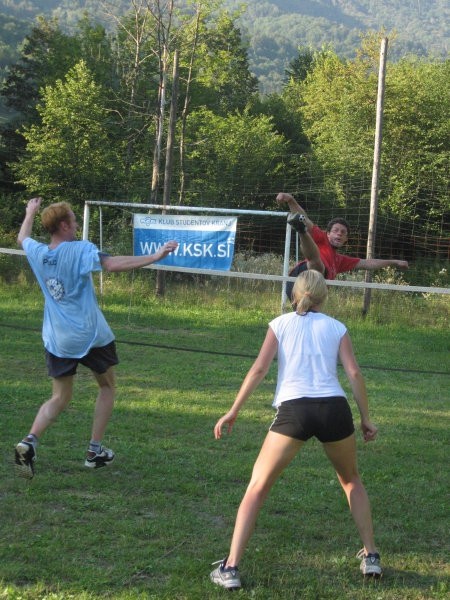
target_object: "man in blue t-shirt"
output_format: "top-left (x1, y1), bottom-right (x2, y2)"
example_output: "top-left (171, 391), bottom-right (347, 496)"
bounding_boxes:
top-left (14, 197), bottom-right (178, 479)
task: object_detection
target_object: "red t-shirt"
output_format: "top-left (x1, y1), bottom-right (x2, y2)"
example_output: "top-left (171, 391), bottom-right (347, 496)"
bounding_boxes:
top-left (311, 225), bottom-right (360, 280)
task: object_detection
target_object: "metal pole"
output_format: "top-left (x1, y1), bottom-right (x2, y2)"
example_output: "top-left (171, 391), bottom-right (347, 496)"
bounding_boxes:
top-left (363, 37), bottom-right (388, 315)
top-left (82, 202), bottom-right (90, 240)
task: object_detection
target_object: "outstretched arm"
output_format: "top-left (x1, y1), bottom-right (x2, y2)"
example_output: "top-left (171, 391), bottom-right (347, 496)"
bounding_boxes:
top-left (355, 258), bottom-right (408, 271)
top-left (276, 192), bottom-right (324, 273)
top-left (100, 241), bottom-right (179, 272)
top-left (339, 333), bottom-right (378, 443)
top-left (17, 197), bottom-right (43, 247)
top-left (214, 328), bottom-right (278, 439)
top-left (276, 193), bottom-right (315, 230)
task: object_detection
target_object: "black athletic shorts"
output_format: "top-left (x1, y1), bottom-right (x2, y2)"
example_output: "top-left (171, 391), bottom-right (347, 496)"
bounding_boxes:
top-left (270, 396), bottom-right (355, 443)
top-left (45, 341), bottom-right (119, 378)
top-left (287, 262), bottom-right (329, 302)
top-left (286, 261), bottom-right (308, 301)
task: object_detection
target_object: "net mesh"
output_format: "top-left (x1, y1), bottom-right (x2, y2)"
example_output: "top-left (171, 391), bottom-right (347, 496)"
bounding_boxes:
top-left (1, 199), bottom-right (448, 329)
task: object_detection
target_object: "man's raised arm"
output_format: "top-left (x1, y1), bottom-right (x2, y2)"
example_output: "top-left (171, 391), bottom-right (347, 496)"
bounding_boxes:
top-left (276, 193), bottom-right (314, 230)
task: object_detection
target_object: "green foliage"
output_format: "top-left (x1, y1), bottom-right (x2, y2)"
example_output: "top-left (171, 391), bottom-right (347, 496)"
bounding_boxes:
top-left (300, 47), bottom-right (378, 174)
top-left (190, 9), bottom-right (259, 114)
top-left (251, 92), bottom-right (310, 155)
top-left (0, 4), bottom-right (447, 256)
top-left (381, 58), bottom-right (450, 227)
top-left (285, 45), bottom-right (315, 83)
top-left (12, 60), bottom-right (122, 207)
top-left (183, 107), bottom-right (287, 207)
top-left (1, 17), bottom-right (83, 117)
top-left (283, 38), bottom-right (449, 238)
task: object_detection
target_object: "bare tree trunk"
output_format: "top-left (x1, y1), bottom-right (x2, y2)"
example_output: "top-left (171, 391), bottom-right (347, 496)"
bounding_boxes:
top-left (178, 4), bottom-right (201, 203)
top-left (101, 1), bottom-right (152, 177)
top-left (151, 47), bottom-right (167, 203)
top-left (150, 0), bottom-right (174, 202)
top-left (156, 49), bottom-right (179, 296)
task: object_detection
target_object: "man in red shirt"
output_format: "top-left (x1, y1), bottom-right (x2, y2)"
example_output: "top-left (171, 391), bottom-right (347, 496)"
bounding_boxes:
top-left (277, 192), bottom-right (409, 300)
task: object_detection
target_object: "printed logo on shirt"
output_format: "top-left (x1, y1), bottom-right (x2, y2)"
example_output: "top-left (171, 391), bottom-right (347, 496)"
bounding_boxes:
top-left (45, 277), bottom-right (65, 301)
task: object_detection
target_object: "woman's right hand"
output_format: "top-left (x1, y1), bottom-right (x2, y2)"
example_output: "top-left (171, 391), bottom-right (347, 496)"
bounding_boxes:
top-left (214, 410), bottom-right (238, 440)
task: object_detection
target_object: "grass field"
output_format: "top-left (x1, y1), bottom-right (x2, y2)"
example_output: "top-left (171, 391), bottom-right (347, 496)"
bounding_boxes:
top-left (1, 275), bottom-right (449, 600)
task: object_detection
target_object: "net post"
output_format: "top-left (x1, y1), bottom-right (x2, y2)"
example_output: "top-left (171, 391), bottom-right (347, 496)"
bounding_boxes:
top-left (82, 202), bottom-right (90, 240)
top-left (363, 37), bottom-right (388, 315)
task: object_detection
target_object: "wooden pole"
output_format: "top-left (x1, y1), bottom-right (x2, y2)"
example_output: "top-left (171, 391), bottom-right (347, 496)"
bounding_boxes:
top-left (162, 49), bottom-right (179, 209)
top-left (363, 37), bottom-right (388, 315)
top-left (156, 49), bottom-right (179, 297)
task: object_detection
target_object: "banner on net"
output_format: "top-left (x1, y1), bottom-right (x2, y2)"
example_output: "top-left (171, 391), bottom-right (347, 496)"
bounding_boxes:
top-left (133, 213), bottom-right (237, 271)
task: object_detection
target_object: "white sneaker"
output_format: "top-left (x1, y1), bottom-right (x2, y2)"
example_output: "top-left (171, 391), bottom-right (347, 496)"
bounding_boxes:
top-left (84, 446), bottom-right (115, 469)
top-left (357, 549), bottom-right (383, 577)
top-left (14, 439), bottom-right (36, 479)
top-left (210, 559), bottom-right (241, 589)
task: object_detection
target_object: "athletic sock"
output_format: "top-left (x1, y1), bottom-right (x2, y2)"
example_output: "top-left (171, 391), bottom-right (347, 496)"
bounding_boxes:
top-left (89, 441), bottom-right (102, 453)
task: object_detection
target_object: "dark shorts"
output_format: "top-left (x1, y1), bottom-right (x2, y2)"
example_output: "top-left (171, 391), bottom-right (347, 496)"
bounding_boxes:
top-left (270, 396), bottom-right (355, 443)
top-left (286, 261), bottom-right (308, 301)
top-left (45, 341), bottom-right (119, 378)
top-left (287, 262), bottom-right (329, 302)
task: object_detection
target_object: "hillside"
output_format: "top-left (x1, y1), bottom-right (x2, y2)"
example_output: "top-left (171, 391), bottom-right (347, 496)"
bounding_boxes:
top-left (0, 0), bottom-right (448, 93)
top-left (228, 0), bottom-right (449, 91)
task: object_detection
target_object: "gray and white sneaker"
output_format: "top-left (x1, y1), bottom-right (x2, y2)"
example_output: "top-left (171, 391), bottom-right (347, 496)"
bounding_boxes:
top-left (210, 559), bottom-right (241, 590)
top-left (287, 212), bottom-right (307, 234)
top-left (357, 549), bottom-right (382, 577)
top-left (84, 446), bottom-right (115, 469)
top-left (14, 439), bottom-right (36, 479)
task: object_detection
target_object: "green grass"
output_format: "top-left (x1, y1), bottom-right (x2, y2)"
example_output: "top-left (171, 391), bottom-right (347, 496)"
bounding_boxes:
top-left (0, 277), bottom-right (449, 599)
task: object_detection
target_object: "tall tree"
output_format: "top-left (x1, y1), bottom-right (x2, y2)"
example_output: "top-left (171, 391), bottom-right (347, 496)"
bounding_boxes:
top-left (284, 45), bottom-right (315, 83)
top-left (189, 9), bottom-right (258, 115)
top-left (2, 17), bottom-right (82, 119)
top-left (13, 60), bottom-right (122, 206)
top-left (381, 57), bottom-right (450, 229)
top-left (183, 107), bottom-right (287, 208)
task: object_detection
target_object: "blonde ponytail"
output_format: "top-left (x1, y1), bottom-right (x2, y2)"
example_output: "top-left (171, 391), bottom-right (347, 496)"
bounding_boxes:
top-left (292, 270), bottom-right (328, 314)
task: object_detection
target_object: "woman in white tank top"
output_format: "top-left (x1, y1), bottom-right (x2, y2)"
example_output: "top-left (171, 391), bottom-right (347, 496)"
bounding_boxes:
top-left (210, 270), bottom-right (382, 590)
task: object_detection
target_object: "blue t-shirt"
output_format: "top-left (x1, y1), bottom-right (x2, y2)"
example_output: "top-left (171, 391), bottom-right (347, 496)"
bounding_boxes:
top-left (23, 238), bottom-right (114, 358)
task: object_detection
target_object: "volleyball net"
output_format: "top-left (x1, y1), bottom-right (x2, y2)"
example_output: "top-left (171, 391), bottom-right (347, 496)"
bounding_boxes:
top-left (1, 199), bottom-right (447, 327)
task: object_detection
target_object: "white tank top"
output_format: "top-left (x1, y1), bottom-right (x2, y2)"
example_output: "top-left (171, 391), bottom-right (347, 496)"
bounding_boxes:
top-left (269, 311), bottom-right (347, 407)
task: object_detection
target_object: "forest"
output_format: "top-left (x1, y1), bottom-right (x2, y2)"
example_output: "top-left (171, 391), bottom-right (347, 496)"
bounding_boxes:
top-left (0, 1), bottom-right (449, 93)
top-left (0, 0), bottom-right (448, 268)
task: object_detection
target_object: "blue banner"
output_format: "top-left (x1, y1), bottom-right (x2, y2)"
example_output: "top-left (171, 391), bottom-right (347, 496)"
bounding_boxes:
top-left (133, 213), bottom-right (237, 271)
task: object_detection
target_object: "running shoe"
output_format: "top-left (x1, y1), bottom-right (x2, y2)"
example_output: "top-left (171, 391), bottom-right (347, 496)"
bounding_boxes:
top-left (357, 549), bottom-right (383, 577)
top-left (14, 440), bottom-right (36, 479)
top-left (287, 212), bottom-right (307, 234)
top-left (84, 446), bottom-right (115, 469)
top-left (210, 559), bottom-right (241, 590)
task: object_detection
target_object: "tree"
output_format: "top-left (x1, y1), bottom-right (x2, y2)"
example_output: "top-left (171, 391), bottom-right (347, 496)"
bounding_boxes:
top-left (381, 57), bottom-right (450, 230)
top-left (189, 10), bottom-right (259, 115)
top-left (1, 17), bottom-right (82, 118)
top-left (13, 60), bottom-right (122, 206)
top-left (0, 15), bottom-right (115, 193)
top-left (182, 107), bottom-right (287, 208)
top-left (284, 45), bottom-right (315, 83)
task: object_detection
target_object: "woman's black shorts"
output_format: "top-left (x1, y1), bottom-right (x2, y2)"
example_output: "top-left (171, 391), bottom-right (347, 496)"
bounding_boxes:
top-left (269, 396), bottom-right (355, 443)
